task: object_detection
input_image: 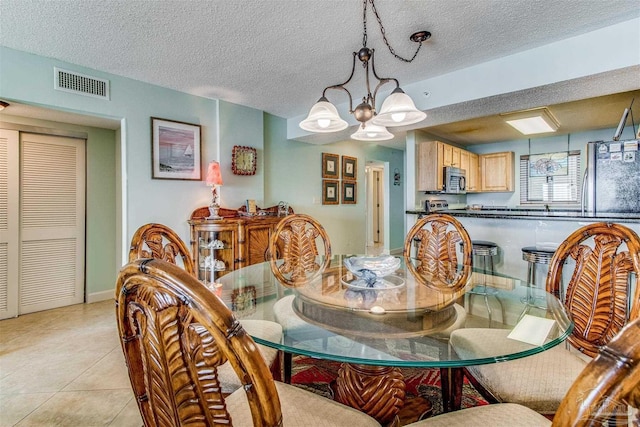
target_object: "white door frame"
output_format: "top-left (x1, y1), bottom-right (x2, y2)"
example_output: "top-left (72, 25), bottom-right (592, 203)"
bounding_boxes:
top-left (365, 160), bottom-right (390, 253)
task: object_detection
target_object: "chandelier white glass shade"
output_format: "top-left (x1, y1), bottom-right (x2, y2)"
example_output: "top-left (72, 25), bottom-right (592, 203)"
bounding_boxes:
top-left (299, 0), bottom-right (430, 135)
top-left (350, 120), bottom-right (394, 141)
top-left (299, 97), bottom-right (349, 132)
top-left (371, 88), bottom-right (427, 127)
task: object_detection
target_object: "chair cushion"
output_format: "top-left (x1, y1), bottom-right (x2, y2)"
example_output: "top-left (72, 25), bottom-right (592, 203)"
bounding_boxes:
top-left (218, 319), bottom-right (283, 394)
top-left (274, 294), bottom-right (333, 342)
top-left (406, 403), bottom-right (550, 427)
top-left (429, 303), bottom-right (467, 339)
top-left (450, 328), bottom-right (587, 414)
top-left (226, 380), bottom-right (381, 426)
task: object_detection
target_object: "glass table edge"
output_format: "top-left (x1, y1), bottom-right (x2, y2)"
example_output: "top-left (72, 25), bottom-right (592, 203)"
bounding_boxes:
top-left (250, 321), bottom-right (575, 368)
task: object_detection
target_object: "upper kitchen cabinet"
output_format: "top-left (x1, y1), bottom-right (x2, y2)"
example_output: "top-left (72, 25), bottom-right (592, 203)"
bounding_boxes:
top-left (460, 151), bottom-right (480, 193)
top-left (417, 141), bottom-right (445, 192)
top-left (479, 151), bottom-right (514, 192)
top-left (443, 144), bottom-right (461, 168)
top-left (418, 140), bottom-right (479, 192)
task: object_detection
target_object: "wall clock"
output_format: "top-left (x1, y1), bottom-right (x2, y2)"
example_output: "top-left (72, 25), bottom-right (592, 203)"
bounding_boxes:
top-left (231, 145), bottom-right (257, 175)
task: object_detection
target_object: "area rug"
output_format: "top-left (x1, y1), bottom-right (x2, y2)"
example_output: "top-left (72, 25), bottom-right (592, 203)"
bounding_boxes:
top-left (290, 356), bottom-right (488, 425)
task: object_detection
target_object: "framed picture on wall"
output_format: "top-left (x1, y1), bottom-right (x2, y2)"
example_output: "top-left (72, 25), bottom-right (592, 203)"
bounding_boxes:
top-left (342, 181), bottom-right (357, 204)
top-left (322, 152), bottom-right (340, 179)
top-left (342, 155), bottom-right (357, 180)
top-left (322, 180), bottom-right (339, 205)
top-left (151, 117), bottom-right (202, 180)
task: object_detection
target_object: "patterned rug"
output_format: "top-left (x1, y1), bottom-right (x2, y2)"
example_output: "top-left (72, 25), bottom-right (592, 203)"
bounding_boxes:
top-left (290, 356), bottom-right (489, 425)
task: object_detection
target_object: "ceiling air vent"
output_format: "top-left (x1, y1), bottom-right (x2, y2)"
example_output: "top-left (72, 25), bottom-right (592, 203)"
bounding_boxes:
top-left (54, 67), bottom-right (110, 100)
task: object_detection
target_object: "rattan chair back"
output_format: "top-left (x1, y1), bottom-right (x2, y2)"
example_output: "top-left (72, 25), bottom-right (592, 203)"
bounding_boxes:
top-left (268, 214), bottom-right (331, 287)
top-left (403, 214), bottom-right (472, 289)
top-left (116, 258), bottom-right (282, 426)
top-left (129, 223), bottom-right (196, 277)
top-left (546, 222), bottom-right (640, 357)
top-left (553, 317), bottom-right (640, 426)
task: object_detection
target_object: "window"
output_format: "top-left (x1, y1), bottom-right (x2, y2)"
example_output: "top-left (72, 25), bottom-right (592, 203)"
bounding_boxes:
top-left (520, 150), bottom-right (581, 204)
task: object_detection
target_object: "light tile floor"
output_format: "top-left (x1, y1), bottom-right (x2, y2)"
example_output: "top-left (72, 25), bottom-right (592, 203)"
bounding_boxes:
top-left (0, 300), bottom-right (142, 427)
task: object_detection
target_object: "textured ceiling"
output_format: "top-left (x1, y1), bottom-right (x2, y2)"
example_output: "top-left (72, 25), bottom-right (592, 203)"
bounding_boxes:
top-left (1, 0), bottom-right (639, 144)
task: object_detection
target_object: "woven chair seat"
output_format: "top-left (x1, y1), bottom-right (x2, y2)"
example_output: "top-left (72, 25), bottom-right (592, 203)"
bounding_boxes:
top-left (407, 403), bottom-right (550, 427)
top-left (450, 328), bottom-right (587, 414)
top-left (226, 380), bottom-right (380, 426)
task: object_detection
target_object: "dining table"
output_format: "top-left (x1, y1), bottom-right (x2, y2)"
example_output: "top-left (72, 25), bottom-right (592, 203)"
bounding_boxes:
top-left (215, 254), bottom-right (573, 426)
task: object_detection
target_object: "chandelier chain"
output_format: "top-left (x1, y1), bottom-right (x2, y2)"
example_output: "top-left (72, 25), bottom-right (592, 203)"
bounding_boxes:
top-left (368, 0), bottom-right (422, 63)
top-left (362, 0), bottom-right (368, 48)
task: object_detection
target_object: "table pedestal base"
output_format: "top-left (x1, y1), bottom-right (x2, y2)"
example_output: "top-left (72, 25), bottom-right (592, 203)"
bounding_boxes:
top-left (335, 363), bottom-right (406, 425)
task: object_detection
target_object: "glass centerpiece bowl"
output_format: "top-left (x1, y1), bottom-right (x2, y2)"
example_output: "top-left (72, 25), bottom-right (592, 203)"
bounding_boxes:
top-left (342, 255), bottom-right (402, 289)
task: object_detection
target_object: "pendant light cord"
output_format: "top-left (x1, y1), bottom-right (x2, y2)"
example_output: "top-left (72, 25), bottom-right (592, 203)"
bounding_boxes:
top-left (364, 0), bottom-right (423, 63)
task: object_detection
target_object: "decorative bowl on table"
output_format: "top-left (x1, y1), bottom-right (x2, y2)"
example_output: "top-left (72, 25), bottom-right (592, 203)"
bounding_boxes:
top-left (342, 255), bottom-right (403, 289)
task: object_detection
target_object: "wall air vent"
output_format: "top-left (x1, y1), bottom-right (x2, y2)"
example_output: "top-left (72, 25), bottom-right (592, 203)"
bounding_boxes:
top-left (54, 67), bottom-right (110, 100)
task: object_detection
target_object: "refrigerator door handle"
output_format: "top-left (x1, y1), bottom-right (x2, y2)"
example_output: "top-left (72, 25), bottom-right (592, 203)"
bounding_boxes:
top-left (581, 168), bottom-right (588, 216)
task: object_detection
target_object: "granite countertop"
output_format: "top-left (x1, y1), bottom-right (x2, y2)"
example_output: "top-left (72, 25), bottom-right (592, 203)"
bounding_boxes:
top-left (405, 209), bottom-right (640, 223)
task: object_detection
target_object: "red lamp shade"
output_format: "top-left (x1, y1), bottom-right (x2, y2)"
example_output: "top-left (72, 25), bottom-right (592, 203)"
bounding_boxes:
top-left (205, 161), bottom-right (223, 186)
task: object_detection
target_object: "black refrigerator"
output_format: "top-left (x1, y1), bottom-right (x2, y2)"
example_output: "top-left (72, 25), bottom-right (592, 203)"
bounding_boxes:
top-left (584, 139), bottom-right (640, 215)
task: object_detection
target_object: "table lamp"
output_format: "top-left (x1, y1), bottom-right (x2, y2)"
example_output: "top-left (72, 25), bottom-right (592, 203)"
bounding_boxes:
top-left (206, 161), bottom-right (223, 219)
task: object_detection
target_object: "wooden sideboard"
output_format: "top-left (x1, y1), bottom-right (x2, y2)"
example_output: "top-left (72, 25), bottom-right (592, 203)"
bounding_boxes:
top-left (188, 205), bottom-right (291, 283)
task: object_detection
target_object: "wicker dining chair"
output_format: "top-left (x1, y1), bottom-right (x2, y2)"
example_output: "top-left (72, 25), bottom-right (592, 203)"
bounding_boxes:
top-left (406, 316), bottom-right (640, 427)
top-left (267, 214), bottom-right (332, 288)
top-left (129, 223), bottom-right (283, 393)
top-left (116, 258), bottom-right (380, 427)
top-left (450, 222), bottom-right (640, 416)
top-left (268, 214), bottom-right (333, 382)
top-left (129, 223), bottom-right (197, 276)
top-left (403, 214), bottom-right (473, 290)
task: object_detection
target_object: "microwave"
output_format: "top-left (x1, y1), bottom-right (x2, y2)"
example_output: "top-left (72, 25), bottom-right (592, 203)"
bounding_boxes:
top-left (443, 166), bottom-right (466, 194)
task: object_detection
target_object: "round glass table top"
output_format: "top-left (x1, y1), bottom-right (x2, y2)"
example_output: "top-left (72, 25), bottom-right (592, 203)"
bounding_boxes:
top-left (215, 254), bottom-right (573, 368)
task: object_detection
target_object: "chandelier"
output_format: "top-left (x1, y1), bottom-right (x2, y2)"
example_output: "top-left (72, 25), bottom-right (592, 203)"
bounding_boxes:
top-left (299, 0), bottom-right (430, 141)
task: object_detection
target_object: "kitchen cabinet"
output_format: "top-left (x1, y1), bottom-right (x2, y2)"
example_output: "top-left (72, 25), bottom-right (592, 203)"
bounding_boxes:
top-left (418, 141), bottom-right (513, 193)
top-left (443, 145), bottom-right (461, 168)
top-left (188, 205), bottom-right (289, 283)
top-left (417, 140), bottom-right (474, 192)
top-left (467, 152), bottom-right (479, 192)
top-left (480, 151), bottom-right (514, 192)
top-left (417, 140), bottom-right (445, 192)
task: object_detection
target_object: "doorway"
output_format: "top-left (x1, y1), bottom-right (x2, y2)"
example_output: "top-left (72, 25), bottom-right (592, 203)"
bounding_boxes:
top-left (0, 129), bottom-right (86, 319)
top-left (365, 161), bottom-right (389, 255)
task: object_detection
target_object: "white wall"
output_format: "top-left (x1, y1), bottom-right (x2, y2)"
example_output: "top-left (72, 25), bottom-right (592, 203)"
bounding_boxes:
top-left (457, 215), bottom-right (640, 287)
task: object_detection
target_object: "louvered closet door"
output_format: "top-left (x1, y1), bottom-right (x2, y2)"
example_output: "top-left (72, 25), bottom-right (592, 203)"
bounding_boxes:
top-left (0, 130), bottom-right (19, 319)
top-left (20, 133), bottom-right (85, 314)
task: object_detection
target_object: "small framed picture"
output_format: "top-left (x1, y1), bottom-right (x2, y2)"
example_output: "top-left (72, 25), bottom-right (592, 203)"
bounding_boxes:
top-left (322, 180), bottom-right (339, 205)
top-left (245, 199), bottom-right (257, 214)
top-left (342, 155), bottom-right (357, 180)
top-left (322, 152), bottom-right (340, 179)
top-left (151, 117), bottom-right (201, 180)
top-left (342, 181), bottom-right (357, 204)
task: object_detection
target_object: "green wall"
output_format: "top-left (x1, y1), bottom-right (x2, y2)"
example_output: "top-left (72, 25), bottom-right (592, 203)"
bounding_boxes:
top-left (264, 113), bottom-right (406, 253)
top-left (0, 46), bottom-right (407, 304)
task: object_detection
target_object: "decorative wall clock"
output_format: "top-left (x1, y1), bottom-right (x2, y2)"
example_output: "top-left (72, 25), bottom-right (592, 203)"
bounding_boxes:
top-left (231, 145), bottom-right (257, 175)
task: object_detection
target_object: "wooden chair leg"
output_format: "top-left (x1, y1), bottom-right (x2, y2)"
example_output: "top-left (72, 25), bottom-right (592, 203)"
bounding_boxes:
top-left (284, 351), bottom-right (293, 384)
top-left (270, 350), bottom-right (283, 381)
top-left (440, 367), bottom-right (464, 412)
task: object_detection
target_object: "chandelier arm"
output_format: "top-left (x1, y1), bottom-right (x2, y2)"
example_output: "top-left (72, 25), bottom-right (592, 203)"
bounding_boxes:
top-left (368, 48), bottom-right (399, 108)
top-left (369, 0), bottom-right (424, 63)
top-left (321, 51), bottom-right (359, 113)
